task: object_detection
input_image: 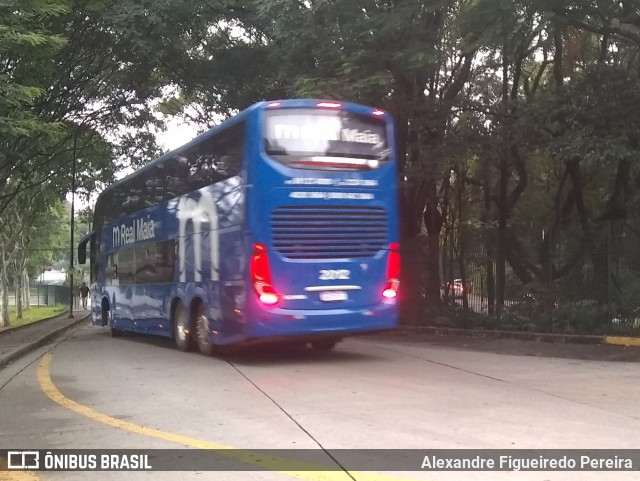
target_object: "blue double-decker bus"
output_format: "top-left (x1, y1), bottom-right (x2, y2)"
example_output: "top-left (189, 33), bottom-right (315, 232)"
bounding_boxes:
top-left (78, 99), bottom-right (399, 354)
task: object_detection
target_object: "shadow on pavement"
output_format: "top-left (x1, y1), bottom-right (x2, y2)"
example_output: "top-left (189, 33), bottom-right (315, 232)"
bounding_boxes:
top-left (95, 327), bottom-right (383, 366)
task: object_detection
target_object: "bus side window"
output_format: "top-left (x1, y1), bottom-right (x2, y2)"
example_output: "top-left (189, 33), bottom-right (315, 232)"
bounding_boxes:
top-left (117, 248), bottom-right (135, 284)
top-left (134, 246), bottom-right (153, 284)
top-left (106, 253), bottom-right (119, 285)
top-left (187, 121), bottom-right (245, 190)
top-left (156, 240), bottom-right (176, 283)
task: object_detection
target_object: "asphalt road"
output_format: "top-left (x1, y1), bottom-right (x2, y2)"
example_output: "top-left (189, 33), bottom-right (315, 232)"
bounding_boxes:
top-left (1, 324), bottom-right (640, 481)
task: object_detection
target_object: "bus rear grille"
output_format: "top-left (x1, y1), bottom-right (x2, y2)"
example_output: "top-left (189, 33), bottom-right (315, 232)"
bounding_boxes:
top-left (271, 206), bottom-right (387, 259)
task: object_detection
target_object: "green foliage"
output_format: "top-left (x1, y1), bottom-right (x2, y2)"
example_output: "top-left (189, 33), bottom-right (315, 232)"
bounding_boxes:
top-left (552, 302), bottom-right (611, 335)
top-left (547, 65), bottom-right (640, 164)
top-left (0, 0), bottom-right (69, 143)
top-left (26, 199), bottom-right (69, 276)
top-left (610, 271), bottom-right (640, 335)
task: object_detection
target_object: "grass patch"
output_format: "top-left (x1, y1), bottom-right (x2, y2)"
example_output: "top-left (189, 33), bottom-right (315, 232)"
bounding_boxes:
top-left (6, 305), bottom-right (67, 328)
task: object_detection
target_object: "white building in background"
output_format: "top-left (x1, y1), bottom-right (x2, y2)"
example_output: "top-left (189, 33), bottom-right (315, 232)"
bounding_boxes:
top-left (40, 269), bottom-right (67, 286)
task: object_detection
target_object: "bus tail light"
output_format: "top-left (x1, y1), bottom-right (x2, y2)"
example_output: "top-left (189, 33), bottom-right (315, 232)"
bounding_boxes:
top-left (317, 101), bottom-right (342, 109)
top-left (250, 243), bottom-right (279, 305)
top-left (383, 242), bottom-right (400, 299)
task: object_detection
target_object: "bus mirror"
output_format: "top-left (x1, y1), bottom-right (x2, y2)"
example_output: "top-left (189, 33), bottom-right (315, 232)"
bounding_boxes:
top-left (77, 232), bottom-right (93, 265)
top-left (113, 265), bottom-right (118, 279)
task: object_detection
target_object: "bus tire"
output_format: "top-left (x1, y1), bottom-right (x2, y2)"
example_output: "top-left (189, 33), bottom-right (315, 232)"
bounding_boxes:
top-left (173, 301), bottom-right (194, 352)
top-left (310, 339), bottom-right (338, 351)
top-left (104, 299), bottom-right (122, 337)
top-left (195, 303), bottom-right (215, 357)
top-left (101, 299), bottom-right (110, 326)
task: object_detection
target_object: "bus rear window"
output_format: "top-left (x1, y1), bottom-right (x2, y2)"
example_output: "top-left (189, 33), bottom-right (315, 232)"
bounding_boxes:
top-left (264, 109), bottom-right (389, 170)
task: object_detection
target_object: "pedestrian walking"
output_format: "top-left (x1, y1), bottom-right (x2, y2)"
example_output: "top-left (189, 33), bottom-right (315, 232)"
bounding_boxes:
top-left (80, 282), bottom-right (90, 309)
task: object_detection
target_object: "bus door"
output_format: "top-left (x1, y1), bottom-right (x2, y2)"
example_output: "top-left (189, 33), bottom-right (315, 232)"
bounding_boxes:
top-left (113, 248), bottom-right (136, 330)
top-left (218, 232), bottom-right (246, 340)
top-left (133, 243), bottom-right (155, 332)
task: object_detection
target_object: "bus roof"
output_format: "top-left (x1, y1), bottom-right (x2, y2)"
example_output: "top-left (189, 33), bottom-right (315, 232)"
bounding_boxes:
top-left (97, 99), bottom-right (387, 201)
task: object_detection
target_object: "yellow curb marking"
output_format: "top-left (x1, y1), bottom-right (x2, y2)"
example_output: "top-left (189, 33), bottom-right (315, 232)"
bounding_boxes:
top-left (37, 352), bottom-right (424, 481)
top-left (604, 336), bottom-right (640, 347)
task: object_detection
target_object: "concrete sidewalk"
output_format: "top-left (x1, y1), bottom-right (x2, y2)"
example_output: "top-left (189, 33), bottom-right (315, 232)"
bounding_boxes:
top-left (373, 328), bottom-right (640, 362)
top-left (0, 309), bottom-right (90, 369)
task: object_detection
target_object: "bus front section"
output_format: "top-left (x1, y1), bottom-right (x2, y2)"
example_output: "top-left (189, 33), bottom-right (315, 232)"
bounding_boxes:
top-left (245, 100), bottom-right (400, 345)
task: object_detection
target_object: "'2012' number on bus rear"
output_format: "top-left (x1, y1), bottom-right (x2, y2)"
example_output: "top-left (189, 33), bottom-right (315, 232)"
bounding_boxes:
top-left (319, 270), bottom-right (351, 280)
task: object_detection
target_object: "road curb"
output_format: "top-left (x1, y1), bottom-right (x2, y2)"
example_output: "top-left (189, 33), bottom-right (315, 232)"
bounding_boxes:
top-left (604, 336), bottom-right (640, 347)
top-left (0, 314), bottom-right (90, 369)
top-left (396, 325), bottom-right (607, 345)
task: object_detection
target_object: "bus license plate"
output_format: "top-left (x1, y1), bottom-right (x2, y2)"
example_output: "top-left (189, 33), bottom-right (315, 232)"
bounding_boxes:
top-left (319, 291), bottom-right (348, 302)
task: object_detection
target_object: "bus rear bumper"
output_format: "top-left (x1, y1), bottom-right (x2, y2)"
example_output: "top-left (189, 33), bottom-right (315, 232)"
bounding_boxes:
top-left (245, 303), bottom-right (398, 340)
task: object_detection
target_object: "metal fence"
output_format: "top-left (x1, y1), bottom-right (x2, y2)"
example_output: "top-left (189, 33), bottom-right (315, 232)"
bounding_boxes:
top-left (439, 221), bottom-right (640, 336)
top-left (8, 285), bottom-right (71, 307)
top-left (5, 246), bottom-right (90, 308)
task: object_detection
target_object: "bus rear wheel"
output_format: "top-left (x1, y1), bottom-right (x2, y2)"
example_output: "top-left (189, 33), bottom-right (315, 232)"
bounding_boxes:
top-left (173, 302), bottom-right (194, 352)
top-left (195, 304), bottom-right (215, 357)
top-left (103, 301), bottom-right (122, 337)
top-left (310, 339), bottom-right (338, 351)
top-left (101, 300), bottom-right (109, 327)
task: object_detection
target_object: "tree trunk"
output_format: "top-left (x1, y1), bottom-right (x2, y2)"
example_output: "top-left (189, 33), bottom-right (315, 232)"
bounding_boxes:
top-left (454, 175), bottom-right (469, 312)
top-left (486, 235), bottom-right (495, 316)
top-left (15, 261), bottom-right (23, 319)
top-left (458, 231), bottom-right (469, 312)
top-left (426, 233), bottom-right (441, 304)
top-left (399, 235), bottom-right (427, 323)
top-left (496, 30), bottom-right (510, 315)
top-left (23, 270), bottom-right (30, 309)
top-left (565, 158), bottom-right (609, 303)
top-left (12, 237), bottom-right (29, 319)
top-left (401, 118), bottom-right (427, 237)
top-left (483, 179), bottom-right (495, 315)
top-left (0, 249), bottom-right (9, 327)
top-left (553, 26), bottom-right (564, 90)
top-left (423, 184), bottom-right (443, 304)
top-left (441, 229), bottom-right (449, 303)
top-left (601, 157), bottom-right (631, 221)
top-left (402, 180), bottom-right (429, 237)
top-left (496, 162), bottom-right (508, 313)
